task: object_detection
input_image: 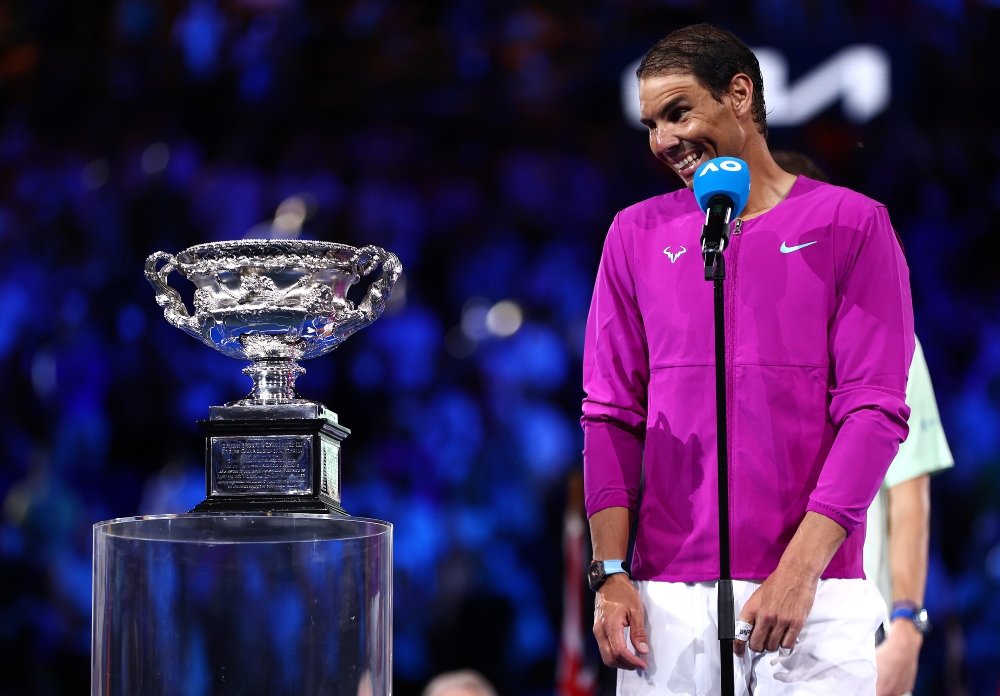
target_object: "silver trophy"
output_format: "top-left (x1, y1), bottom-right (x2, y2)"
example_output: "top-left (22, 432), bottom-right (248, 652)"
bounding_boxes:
top-left (145, 239), bottom-right (402, 514)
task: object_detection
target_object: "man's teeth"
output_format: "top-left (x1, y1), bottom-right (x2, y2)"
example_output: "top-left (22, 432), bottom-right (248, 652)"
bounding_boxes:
top-left (676, 153), bottom-right (700, 171)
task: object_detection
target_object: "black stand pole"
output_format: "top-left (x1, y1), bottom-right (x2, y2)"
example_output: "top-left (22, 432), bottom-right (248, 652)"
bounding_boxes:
top-left (705, 249), bottom-right (735, 696)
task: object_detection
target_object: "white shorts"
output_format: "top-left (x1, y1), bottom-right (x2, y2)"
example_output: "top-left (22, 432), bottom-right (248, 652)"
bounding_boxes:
top-left (618, 578), bottom-right (884, 695)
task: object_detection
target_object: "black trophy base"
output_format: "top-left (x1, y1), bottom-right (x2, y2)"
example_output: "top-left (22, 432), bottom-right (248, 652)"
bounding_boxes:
top-left (195, 402), bottom-right (351, 516)
top-left (191, 493), bottom-right (347, 515)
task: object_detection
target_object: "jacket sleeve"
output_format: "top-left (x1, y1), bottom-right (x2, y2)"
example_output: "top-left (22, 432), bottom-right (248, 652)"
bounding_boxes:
top-left (807, 204), bottom-right (914, 533)
top-left (581, 214), bottom-right (649, 518)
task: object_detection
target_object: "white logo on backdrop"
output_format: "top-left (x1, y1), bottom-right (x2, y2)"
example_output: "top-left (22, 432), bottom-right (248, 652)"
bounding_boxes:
top-left (621, 46), bottom-right (890, 129)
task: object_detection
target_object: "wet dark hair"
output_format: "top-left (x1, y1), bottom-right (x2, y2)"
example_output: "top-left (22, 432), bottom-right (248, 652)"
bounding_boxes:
top-left (636, 23), bottom-right (768, 138)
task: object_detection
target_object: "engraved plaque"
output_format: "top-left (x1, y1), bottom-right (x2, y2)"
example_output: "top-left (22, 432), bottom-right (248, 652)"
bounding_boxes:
top-left (210, 435), bottom-right (313, 496)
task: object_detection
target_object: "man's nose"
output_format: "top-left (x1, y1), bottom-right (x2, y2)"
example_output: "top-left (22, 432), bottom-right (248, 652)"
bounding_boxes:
top-left (649, 125), bottom-right (679, 155)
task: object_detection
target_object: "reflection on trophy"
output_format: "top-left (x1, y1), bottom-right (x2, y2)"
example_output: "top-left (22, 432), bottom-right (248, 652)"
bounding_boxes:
top-left (145, 239), bottom-right (402, 514)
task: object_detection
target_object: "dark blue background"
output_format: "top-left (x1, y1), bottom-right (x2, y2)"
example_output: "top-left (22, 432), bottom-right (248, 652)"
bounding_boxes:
top-left (1, 1), bottom-right (997, 694)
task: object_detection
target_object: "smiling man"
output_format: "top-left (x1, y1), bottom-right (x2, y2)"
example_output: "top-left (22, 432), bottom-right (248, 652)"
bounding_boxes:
top-left (581, 23), bottom-right (915, 695)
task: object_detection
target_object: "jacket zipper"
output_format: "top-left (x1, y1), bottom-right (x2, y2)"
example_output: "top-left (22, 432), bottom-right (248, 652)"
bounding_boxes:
top-left (725, 218), bottom-right (742, 548)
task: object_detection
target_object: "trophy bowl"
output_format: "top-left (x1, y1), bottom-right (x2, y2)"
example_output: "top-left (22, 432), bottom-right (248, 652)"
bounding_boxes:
top-left (146, 239), bottom-right (402, 406)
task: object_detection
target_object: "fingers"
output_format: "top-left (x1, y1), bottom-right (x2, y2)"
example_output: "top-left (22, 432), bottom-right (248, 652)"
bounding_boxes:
top-left (733, 592), bottom-right (759, 656)
top-left (778, 618), bottom-right (803, 650)
top-left (594, 620), bottom-right (648, 670)
top-left (733, 590), bottom-right (803, 655)
top-left (593, 593), bottom-right (648, 670)
top-left (628, 608), bottom-right (651, 658)
top-left (744, 620), bottom-right (789, 652)
top-left (735, 577), bottom-right (812, 654)
top-left (732, 619), bottom-right (753, 657)
top-left (733, 613), bottom-right (759, 656)
top-left (740, 615), bottom-right (803, 653)
top-left (763, 612), bottom-right (803, 651)
top-left (597, 612), bottom-right (648, 670)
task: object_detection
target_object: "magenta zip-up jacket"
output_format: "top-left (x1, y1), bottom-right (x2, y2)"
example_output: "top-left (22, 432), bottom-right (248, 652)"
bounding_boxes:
top-left (582, 176), bottom-right (914, 581)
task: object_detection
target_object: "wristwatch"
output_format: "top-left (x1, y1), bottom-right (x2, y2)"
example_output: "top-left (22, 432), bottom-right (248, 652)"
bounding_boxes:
top-left (586, 559), bottom-right (629, 592)
top-left (890, 602), bottom-right (931, 634)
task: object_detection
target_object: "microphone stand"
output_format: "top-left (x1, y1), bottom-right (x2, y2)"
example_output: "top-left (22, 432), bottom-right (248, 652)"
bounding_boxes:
top-left (703, 236), bottom-right (735, 696)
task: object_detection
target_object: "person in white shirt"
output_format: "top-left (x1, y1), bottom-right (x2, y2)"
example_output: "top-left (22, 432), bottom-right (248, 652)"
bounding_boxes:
top-left (863, 337), bottom-right (954, 696)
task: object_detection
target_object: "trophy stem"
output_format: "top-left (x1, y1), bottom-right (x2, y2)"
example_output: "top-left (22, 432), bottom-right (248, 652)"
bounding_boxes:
top-left (239, 358), bottom-right (307, 405)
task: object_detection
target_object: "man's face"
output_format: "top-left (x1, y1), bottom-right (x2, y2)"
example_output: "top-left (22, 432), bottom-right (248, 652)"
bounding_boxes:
top-left (638, 72), bottom-right (744, 188)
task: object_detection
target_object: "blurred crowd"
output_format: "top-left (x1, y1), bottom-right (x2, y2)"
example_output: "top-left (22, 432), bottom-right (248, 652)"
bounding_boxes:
top-left (2, 0), bottom-right (999, 694)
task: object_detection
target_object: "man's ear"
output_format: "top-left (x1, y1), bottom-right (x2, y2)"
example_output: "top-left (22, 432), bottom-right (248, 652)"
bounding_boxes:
top-left (728, 73), bottom-right (754, 118)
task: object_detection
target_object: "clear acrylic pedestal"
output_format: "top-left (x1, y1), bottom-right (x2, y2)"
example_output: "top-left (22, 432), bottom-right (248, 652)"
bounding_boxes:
top-left (92, 513), bottom-right (392, 695)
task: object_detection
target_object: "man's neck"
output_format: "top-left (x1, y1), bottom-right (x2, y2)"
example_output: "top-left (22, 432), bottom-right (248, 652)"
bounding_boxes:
top-left (739, 157), bottom-right (798, 221)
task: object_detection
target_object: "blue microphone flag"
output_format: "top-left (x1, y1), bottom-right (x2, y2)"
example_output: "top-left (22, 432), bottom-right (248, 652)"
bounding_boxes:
top-left (693, 157), bottom-right (751, 218)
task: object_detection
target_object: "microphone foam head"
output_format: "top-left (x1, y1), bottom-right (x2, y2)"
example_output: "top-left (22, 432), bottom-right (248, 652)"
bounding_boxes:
top-left (693, 157), bottom-right (751, 217)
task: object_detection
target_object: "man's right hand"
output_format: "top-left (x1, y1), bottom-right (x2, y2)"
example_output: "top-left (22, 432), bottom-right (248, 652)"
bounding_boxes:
top-left (593, 574), bottom-right (649, 670)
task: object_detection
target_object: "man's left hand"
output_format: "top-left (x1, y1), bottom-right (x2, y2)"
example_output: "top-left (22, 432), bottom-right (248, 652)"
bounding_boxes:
top-left (733, 564), bottom-right (818, 656)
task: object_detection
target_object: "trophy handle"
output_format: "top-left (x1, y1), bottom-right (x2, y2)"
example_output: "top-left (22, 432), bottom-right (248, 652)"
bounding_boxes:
top-left (321, 245), bottom-right (402, 340)
top-left (354, 245), bottom-right (402, 324)
top-left (324, 245), bottom-right (403, 344)
top-left (144, 251), bottom-right (203, 340)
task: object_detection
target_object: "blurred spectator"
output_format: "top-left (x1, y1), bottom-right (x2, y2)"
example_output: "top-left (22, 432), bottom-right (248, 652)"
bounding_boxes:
top-left (421, 669), bottom-right (498, 696)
